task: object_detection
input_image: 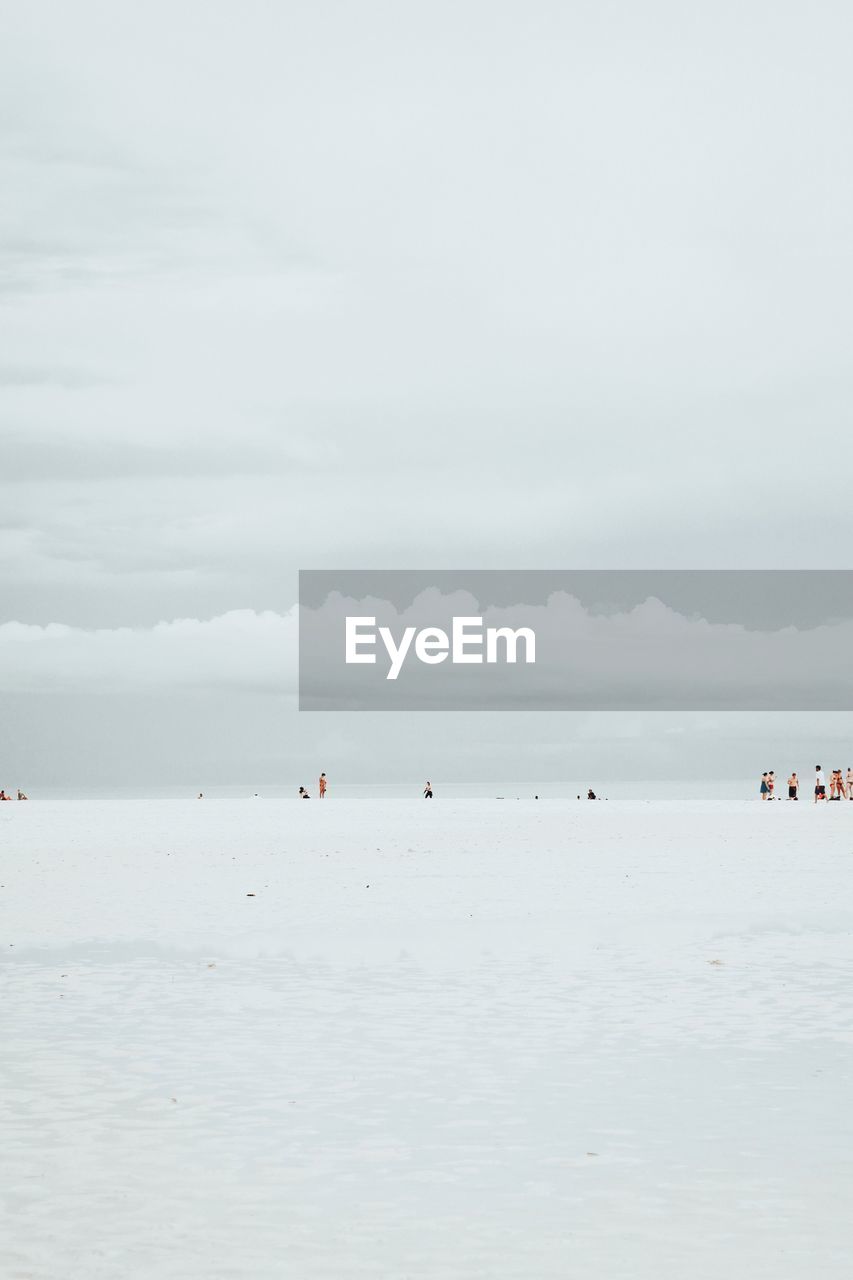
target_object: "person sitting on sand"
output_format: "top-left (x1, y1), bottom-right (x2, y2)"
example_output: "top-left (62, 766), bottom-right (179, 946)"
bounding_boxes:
top-left (17, 789), bottom-right (28, 800)
top-left (815, 766), bottom-right (826, 803)
top-left (787, 772), bottom-right (798, 800)
top-left (319, 773), bottom-right (327, 798)
top-left (587, 788), bottom-right (597, 800)
top-left (0, 790), bottom-right (10, 801)
top-left (298, 786), bottom-right (310, 798)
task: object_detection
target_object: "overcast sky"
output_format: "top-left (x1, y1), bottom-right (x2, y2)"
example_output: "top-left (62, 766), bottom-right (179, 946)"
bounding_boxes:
top-left (3, 1), bottom-right (853, 786)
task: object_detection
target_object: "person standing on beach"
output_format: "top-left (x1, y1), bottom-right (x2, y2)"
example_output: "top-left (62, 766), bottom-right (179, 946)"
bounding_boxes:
top-left (847, 767), bottom-right (853, 799)
top-left (814, 766), bottom-right (826, 803)
top-left (319, 773), bottom-right (327, 798)
top-left (767, 771), bottom-right (776, 799)
top-left (760, 772), bottom-right (769, 799)
top-left (787, 772), bottom-right (799, 800)
top-left (424, 780), bottom-right (433, 799)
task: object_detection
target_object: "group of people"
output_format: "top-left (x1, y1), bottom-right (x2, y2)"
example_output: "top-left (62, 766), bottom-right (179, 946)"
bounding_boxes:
top-left (298, 774), bottom-right (328, 799)
top-left (0, 789), bottom-right (27, 801)
top-left (760, 767), bottom-right (853, 802)
top-left (297, 776), bottom-right (435, 798)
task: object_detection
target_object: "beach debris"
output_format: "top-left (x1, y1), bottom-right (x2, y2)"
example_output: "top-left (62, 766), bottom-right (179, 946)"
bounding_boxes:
top-left (246, 893), bottom-right (255, 897)
top-left (708, 958), bottom-right (723, 966)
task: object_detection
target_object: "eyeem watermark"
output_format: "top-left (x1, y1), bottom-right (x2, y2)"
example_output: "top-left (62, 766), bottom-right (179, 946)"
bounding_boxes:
top-left (345, 615), bottom-right (536, 680)
top-left (299, 570), bottom-right (853, 710)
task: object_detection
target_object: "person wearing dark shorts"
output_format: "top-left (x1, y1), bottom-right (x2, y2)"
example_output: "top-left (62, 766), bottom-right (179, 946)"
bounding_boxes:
top-left (814, 766), bottom-right (826, 802)
top-left (787, 772), bottom-right (799, 800)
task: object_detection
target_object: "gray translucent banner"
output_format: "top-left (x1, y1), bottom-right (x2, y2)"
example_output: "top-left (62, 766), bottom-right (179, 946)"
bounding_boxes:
top-left (299, 571), bottom-right (853, 710)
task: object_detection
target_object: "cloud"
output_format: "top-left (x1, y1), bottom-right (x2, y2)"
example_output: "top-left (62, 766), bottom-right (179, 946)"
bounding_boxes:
top-left (1, 0), bottom-right (853, 783)
top-left (300, 588), bottom-right (853, 711)
top-left (0, 609), bottom-right (297, 694)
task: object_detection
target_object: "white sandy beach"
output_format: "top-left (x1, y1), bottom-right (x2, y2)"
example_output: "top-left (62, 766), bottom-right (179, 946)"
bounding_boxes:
top-left (2, 797), bottom-right (852, 1279)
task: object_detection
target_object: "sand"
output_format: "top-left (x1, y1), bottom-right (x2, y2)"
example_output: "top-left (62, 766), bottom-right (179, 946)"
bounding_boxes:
top-left (2, 796), bottom-right (852, 1278)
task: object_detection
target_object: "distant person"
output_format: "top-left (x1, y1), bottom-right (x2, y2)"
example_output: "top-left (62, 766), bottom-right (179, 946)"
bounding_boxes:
top-left (197, 792), bottom-right (203, 799)
top-left (319, 773), bottom-right (327, 798)
top-left (760, 772), bottom-right (769, 799)
top-left (767, 771), bottom-right (776, 799)
top-left (0, 790), bottom-right (10, 801)
top-left (587, 788), bottom-right (597, 800)
top-left (815, 766), bottom-right (826, 803)
top-left (17, 788), bottom-right (27, 800)
top-left (298, 786), bottom-right (310, 798)
top-left (423, 781), bottom-right (433, 799)
top-left (838, 770), bottom-right (848, 800)
top-left (847, 767), bottom-right (853, 799)
top-left (787, 772), bottom-right (798, 800)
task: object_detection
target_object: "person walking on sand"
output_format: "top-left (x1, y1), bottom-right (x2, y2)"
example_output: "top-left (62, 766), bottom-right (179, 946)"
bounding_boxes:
top-left (814, 765), bottom-right (826, 803)
top-left (319, 773), bottom-right (327, 798)
top-left (787, 772), bottom-right (799, 800)
top-left (423, 780), bottom-right (433, 799)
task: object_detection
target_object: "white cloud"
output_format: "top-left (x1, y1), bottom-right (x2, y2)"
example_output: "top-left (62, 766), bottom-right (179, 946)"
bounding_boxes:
top-left (0, 609), bottom-right (297, 694)
top-left (301, 590), bottom-right (853, 710)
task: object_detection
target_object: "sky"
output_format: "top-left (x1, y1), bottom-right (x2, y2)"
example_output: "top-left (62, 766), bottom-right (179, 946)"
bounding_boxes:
top-left (2, 1), bottom-right (853, 787)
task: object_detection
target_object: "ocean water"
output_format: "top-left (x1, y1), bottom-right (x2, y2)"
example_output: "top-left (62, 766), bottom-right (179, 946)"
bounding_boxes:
top-left (22, 779), bottom-right (761, 802)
